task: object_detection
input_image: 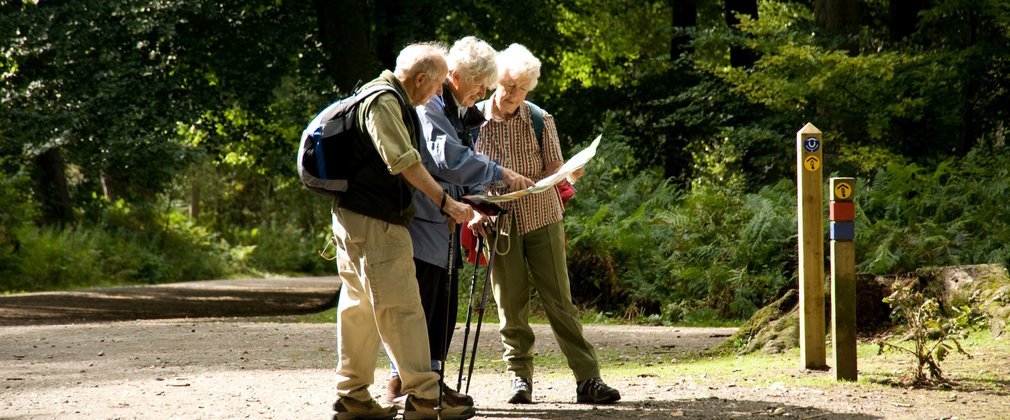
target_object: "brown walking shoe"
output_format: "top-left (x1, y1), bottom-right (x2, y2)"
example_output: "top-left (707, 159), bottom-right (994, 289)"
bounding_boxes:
top-left (332, 396), bottom-right (397, 420)
top-left (398, 394), bottom-right (475, 420)
top-left (441, 381), bottom-right (475, 406)
top-left (384, 375), bottom-right (404, 405)
top-left (386, 374), bottom-right (474, 407)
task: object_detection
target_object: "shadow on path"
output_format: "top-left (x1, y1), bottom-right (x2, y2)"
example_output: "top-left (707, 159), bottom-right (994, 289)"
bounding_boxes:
top-left (0, 277), bottom-right (340, 326)
top-left (475, 398), bottom-right (881, 419)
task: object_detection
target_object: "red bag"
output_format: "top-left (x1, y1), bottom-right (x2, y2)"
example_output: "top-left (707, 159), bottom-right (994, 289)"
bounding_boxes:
top-left (557, 180), bottom-right (576, 208)
top-left (461, 227), bottom-right (488, 266)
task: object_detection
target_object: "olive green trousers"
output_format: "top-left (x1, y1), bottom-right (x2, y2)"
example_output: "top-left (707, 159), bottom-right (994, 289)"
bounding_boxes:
top-left (490, 219), bottom-right (601, 382)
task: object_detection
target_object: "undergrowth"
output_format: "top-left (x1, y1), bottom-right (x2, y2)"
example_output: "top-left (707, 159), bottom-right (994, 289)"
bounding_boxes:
top-left (564, 139), bottom-right (1010, 325)
top-left (876, 280), bottom-right (986, 385)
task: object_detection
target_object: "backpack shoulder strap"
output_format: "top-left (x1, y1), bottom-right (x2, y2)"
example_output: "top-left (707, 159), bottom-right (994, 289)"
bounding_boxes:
top-left (354, 84), bottom-right (402, 107)
top-left (343, 84), bottom-right (410, 132)
top-left (316, 85), bottom-right (399, 130)
top-left (526, 101), bottom-right (545, 148)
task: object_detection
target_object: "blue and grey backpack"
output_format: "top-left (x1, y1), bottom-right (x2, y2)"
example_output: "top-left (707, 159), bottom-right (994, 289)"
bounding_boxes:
top-left (297, 85), bottom-right (409, 197)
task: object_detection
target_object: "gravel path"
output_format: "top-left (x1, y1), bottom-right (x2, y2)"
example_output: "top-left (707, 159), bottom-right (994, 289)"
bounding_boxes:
top-left (1, 318), bottom-right (736, 419)
top-left (2, 277), bottom-right (1003, 419)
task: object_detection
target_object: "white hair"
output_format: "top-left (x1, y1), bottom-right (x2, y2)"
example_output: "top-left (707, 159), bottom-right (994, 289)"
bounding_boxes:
top-left (447, 36), bottom-right (497, 88)
top-left (394, 42), bottom-right (449, 80)
top-left (496, 43), bottom-right (540, 90)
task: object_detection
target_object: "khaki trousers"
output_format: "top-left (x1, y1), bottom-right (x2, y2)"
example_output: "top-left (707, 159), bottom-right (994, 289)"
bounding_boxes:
top-left (331, 208), bottom-right (439, 401)
top-left (490, 219), bottom-right (601, 382)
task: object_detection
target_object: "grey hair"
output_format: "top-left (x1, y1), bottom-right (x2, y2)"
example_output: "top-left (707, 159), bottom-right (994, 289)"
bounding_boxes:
top-left (447, 36), bottom-right (498, 87)
top-left (496, 43), bottom-right (540, 90)
top-left (394, 42), bottom-right (449, 80)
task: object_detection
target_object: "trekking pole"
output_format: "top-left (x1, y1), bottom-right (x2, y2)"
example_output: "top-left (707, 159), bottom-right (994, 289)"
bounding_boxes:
top-left (436, 223), bottom-right (457, 417)
top-left (463, 213), bottom-right (505, 395)
top-left (456, 235), bottom-right (484, 391)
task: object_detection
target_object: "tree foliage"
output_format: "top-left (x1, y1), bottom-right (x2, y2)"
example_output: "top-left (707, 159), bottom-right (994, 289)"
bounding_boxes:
top-left (3, 0), bottom-right (1010, 325)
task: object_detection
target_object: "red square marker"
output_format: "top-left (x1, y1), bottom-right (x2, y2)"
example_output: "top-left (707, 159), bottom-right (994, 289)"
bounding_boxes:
top-left (830, 201), bottom-right (855, 221)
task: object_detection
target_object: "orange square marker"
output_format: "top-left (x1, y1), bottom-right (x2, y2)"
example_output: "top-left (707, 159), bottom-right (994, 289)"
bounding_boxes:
top-left (830, 201), bottom-right (855, 221)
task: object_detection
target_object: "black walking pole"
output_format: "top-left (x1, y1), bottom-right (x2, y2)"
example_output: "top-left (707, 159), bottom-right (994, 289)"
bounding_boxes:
top-left (463, 212), bottom-right (505, 395)
top-left (456, 235), bottom-right (484, 391)
top-left (435, 224), bottom-right (456, 416)
top-left (456, 197), bottom-right (505, 394)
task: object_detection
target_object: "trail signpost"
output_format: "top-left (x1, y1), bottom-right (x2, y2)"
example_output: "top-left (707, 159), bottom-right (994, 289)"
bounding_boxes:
top-left (796, 123), bottom-right (826, 369)
top-left (830, 177), bottom-right (857, 381)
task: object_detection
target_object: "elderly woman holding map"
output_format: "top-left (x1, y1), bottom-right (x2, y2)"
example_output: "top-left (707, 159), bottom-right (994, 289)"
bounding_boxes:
top-left (469, 43), bottom-right (620, 406)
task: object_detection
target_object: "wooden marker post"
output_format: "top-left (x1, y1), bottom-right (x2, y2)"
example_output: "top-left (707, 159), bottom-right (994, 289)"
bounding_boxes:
top-left (796, 123), bottom-right (826, 369)
top-left (829, 177), bottom-right (857, 381)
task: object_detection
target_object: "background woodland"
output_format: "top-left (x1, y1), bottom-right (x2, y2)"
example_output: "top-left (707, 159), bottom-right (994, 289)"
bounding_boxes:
top-left (3, 0), bottom-right (1010, 324)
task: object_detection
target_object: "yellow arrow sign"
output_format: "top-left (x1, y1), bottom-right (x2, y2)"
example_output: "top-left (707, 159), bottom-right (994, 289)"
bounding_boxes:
top-left (834, 182), bottom-right (852, 200)
top-left (804, 155), bottom-right (820, 172)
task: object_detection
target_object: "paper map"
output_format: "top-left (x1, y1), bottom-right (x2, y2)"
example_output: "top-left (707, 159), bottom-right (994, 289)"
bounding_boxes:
top-left (463, 135), bottom-right (601, 204)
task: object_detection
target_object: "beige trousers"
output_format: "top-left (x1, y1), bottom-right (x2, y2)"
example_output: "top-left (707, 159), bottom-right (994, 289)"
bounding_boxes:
top-left (331, 208), bottom-right (439, 401)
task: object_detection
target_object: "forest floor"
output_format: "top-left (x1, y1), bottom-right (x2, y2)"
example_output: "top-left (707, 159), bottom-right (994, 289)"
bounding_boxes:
top-left (1, 277), bottom-right (1007, 419)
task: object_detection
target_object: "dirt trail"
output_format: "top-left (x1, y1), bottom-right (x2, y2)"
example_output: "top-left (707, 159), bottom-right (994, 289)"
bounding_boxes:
top-left (1, 278), bottom-right (1004, 419)
top-left (2, 319), bottom-right (744, 419)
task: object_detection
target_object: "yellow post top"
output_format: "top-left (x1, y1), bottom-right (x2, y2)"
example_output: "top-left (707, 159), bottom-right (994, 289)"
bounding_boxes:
top-left (797, 122), bottom-right (823, 172)
top-left (799, 122), bottom-right (821, 135)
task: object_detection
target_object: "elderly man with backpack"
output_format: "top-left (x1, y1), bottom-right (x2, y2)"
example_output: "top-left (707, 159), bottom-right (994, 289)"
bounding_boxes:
top-left (324, 42), bottom-right (476, 420)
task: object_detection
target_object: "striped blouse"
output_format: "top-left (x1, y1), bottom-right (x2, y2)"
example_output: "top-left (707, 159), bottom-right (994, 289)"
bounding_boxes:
top-left (476, 103), bottom-right (564, 236)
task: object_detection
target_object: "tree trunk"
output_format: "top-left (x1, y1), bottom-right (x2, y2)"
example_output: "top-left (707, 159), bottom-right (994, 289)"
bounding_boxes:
top-left (961, 8), bottom-right (978, 155)
top-left (100, 170), bottom-right (117, 203)
top-left (918, 265), bottom-right (1010, 338)
top-left (372, 0), bottom-right (443, 70)
top-left (189, 180), bottom-right (200, 220)
top-left (670, 0), bottom-right (697, 59)
top-left (888, 0), bottom-right (927, 42)
top-left (725, 0), bottom-right (759, 67)
top-left (718, 264), bottom-right (1010, 356)
top-left (313, 0), bottom-right (380, 92)
top-left (32, 148), bottom-right (74, 225)
top-left (814, 0), bottom-right (859, 33)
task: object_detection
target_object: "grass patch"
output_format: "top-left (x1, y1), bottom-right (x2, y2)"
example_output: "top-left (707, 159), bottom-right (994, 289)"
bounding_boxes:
top-left (593, 328), bottom-right (1010, 394)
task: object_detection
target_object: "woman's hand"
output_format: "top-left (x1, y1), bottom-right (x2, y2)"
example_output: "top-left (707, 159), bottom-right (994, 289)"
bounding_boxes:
top-left (568, 167), bottom-right (586, 184)
top-left (501, 168), bottom-right (534, 191)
